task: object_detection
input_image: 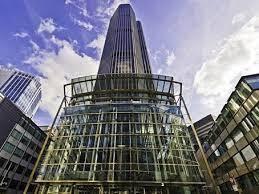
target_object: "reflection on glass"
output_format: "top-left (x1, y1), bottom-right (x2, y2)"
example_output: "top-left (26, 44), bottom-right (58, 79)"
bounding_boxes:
top-left (242, 145), bottom-right (256, 162)
top-left (232, 130), bottom-right (243, 142)
top-left (225, 138), bottom-right (234, 149)
top-left (233, 153), bottom-right (244, 166)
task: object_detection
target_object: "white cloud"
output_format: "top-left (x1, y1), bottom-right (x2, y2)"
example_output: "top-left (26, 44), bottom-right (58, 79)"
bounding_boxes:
top-left (149, 47), bottom-right (176, 75)
top-left (24, 36), bottom-right (99, 117)
top-left (73, 18), bottom-right (93, 31)
top-left (14, 32), bottom-right (29, 38)
top-left (87, 34), bottom-right (105, 56)
top-left (38, 18), bottom-right (57, 34)
top-left (232, 13), bottom-right (247, 25)
top-left (166, 50), bottom-right (176, 66)
top-left (65, 0), bottom-right (89, 17)
top-left (194, 16), bottom-right (259, 109)
top-left (29, 40), bottom-right (40, 51)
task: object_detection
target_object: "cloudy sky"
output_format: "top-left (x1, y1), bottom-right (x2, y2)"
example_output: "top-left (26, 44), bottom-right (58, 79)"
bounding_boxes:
top-left (1, 0), bottom-right (259, 125)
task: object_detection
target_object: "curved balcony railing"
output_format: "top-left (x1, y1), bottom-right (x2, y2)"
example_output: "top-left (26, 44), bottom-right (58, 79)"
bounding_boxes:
top-left (64, 74), bottom-right (182, 105)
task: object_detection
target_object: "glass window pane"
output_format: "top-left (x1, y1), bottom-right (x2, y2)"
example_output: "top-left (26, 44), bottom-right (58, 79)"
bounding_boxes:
top-left (3, 142), bottom-right (15, 154)
top-left (225, 138), bottom-right (234, 149)
top-left (233, 153), bottom-right (244, 166)
top-left (232, 130), bottom-right (243, 142)
top-left (252, 139), bottom-right (259, 156)
top-left (242, 145), bottom-right (256, 161)
top-left (11, 129), bottom-right (22, 140)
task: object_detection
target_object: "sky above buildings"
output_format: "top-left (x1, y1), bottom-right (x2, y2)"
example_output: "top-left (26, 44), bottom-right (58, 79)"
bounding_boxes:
top-left (1, 0), bottom-right (259, 125)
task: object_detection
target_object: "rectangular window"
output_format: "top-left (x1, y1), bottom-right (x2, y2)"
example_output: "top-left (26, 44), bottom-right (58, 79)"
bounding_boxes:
top-left (251, 106), bottom-right (259, 125)
top-left (242, 145), bottom-right (256, 161)
top-left (3, 142), bottom-right (15, 154)
top-left (225, 138), bottom-right (234, 149)
top-left (232, 130), bottom-right (244, 142)
top-left (0, 157), bottom-right (6, 168)
top-left (21, 135), bottom-right (30, 146)
top-left (233, 153), bottom-right (244, 166)
top-left (14, 148), bottom-right (24, 158)
top-left (252, 139), bottom-right (259, 156)
top-left (11, 129), bottom-right (22, 140)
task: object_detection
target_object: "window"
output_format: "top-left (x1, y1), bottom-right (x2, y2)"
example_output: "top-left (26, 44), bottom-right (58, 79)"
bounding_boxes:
top-left (3, 142), bottom-right (15, 154)
top-left (14, 148), bottom-right (24, 158)
top-left (11, 129), bottom-right (22, 140)
top-left (236, 81), bottom-right (252, 100)
top-left (21, 135), bottom-right (30, 146)
top-left (233, 153), bottom-right (244, 166)
top-left (225, 138), bottom-right (234, 149)
top-left (9, 162), bottom-right (17, 171)
top-left (217, 116), bottom-right (227, 131)
top-left (253, 170), bottom-right (259, 185)
top-left (0, 157), bottom-right (6, 168)
top-left (252, 139), bottom-right (259, 156)
top-left (251, 105), bottom-right (259, 125)
top-left (23, 153), bottom-right (31, 161)
top-left (241, 145), bottom-right (256, 161)
top-left (241, 115), bottom-right (256, 132)
top-left (224, 158), bottom-right (236, 172)
top-left (28, 141), bottom-right (36, 150)
top-left (222, 107), bottom-right (233, 123)
top-left (218, 144), bottom-right (227, 155)
top-left (228, 92), bottom-right (243, 114)
top-left (16, 165), bottom-right (24, 174)
top-left (215, 149), bottom-right (221, 157)
top-left (34, 130), bottom-right (41, 141)
top-left (232, 130), bottom-right (243, 142)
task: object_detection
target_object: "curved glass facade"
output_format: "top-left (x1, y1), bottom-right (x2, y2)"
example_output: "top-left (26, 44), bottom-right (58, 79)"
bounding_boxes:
top-left (36, 74), bottom-right (204, 194)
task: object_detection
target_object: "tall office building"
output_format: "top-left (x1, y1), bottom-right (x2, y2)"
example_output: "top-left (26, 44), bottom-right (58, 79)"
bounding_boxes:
top-left (188, 114), bottom-right (215, 151)
top-left (0, 68), bottom-right (41, 118)
top-left (98, 4), bottom-right (151, 74)
top-left (35, 4), bottom-right (204, 193)
top-left (204, 74), bottom-right (259, 193)
top-left (0, 92), bottom-right (46, 193)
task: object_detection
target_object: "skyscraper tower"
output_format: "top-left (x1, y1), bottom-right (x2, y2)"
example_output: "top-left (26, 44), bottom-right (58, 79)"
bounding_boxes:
top-left (35, 4), bottom-right (205, 194)
top-left (98, 4), bottom-right (151, 74)
top-left (0, 68), bottom-right (41, 118)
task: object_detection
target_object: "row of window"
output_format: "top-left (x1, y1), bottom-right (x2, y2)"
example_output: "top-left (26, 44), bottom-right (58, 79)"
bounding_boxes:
top-left (208, 103), bottom-right (259, 163)
top-left (2, 141), bottom-right (38, 163)
top-left (207, 80), bottom-right (252, 144)
top-left (213, 143), bottom-right (257, 177)
top-left (19, 118), bottom-right (45, 142)
top-left (219, 169), bottom-right (259, 192)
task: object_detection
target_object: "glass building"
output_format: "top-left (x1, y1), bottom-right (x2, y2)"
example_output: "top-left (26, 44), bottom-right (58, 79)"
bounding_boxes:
top-left (0, 92), bottom-right (46, 193)
top-left (188, 115), bottom-right (215, 151)
top-left (35, 4), bottom-right (205, 194)
top-left (204, 74), bottom-right (259, 193)
top-left (0, 68), bottom-right (41, 118)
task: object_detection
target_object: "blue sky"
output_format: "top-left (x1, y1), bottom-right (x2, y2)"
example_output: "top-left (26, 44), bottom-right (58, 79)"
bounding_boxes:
top-left (1, 0), bottom-right (259, 125)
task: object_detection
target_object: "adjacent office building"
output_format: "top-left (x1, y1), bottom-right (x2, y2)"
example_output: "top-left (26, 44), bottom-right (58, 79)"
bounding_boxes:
top-left (205, 74), bottom-right (259, 193)
top-left (35, 4), bottom-right (204, 194)
top-left (0, 68), bottom-right (41, 118)
top-left (188, 114), bottom-right (215, 151)
top-left (0, 92), bottom-right (46, 193)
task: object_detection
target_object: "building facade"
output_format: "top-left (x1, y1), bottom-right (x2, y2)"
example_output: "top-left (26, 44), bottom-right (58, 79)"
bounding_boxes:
top-left (188, 114), bottom-right (215, 151)
top-left (0, 68), bottom-right (41, 118)
top-left (0, 93), bottom-right (46, 193)
top-left (35, 4), bottom-right (205, 194)
top-left (98, 4), bottom-right (151, 74)
top-left (205, 74), bottom-right (259, 193)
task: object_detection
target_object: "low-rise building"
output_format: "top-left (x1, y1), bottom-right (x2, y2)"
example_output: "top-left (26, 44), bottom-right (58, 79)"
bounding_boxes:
top-left (0, 93), bottom-right (46, 193)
